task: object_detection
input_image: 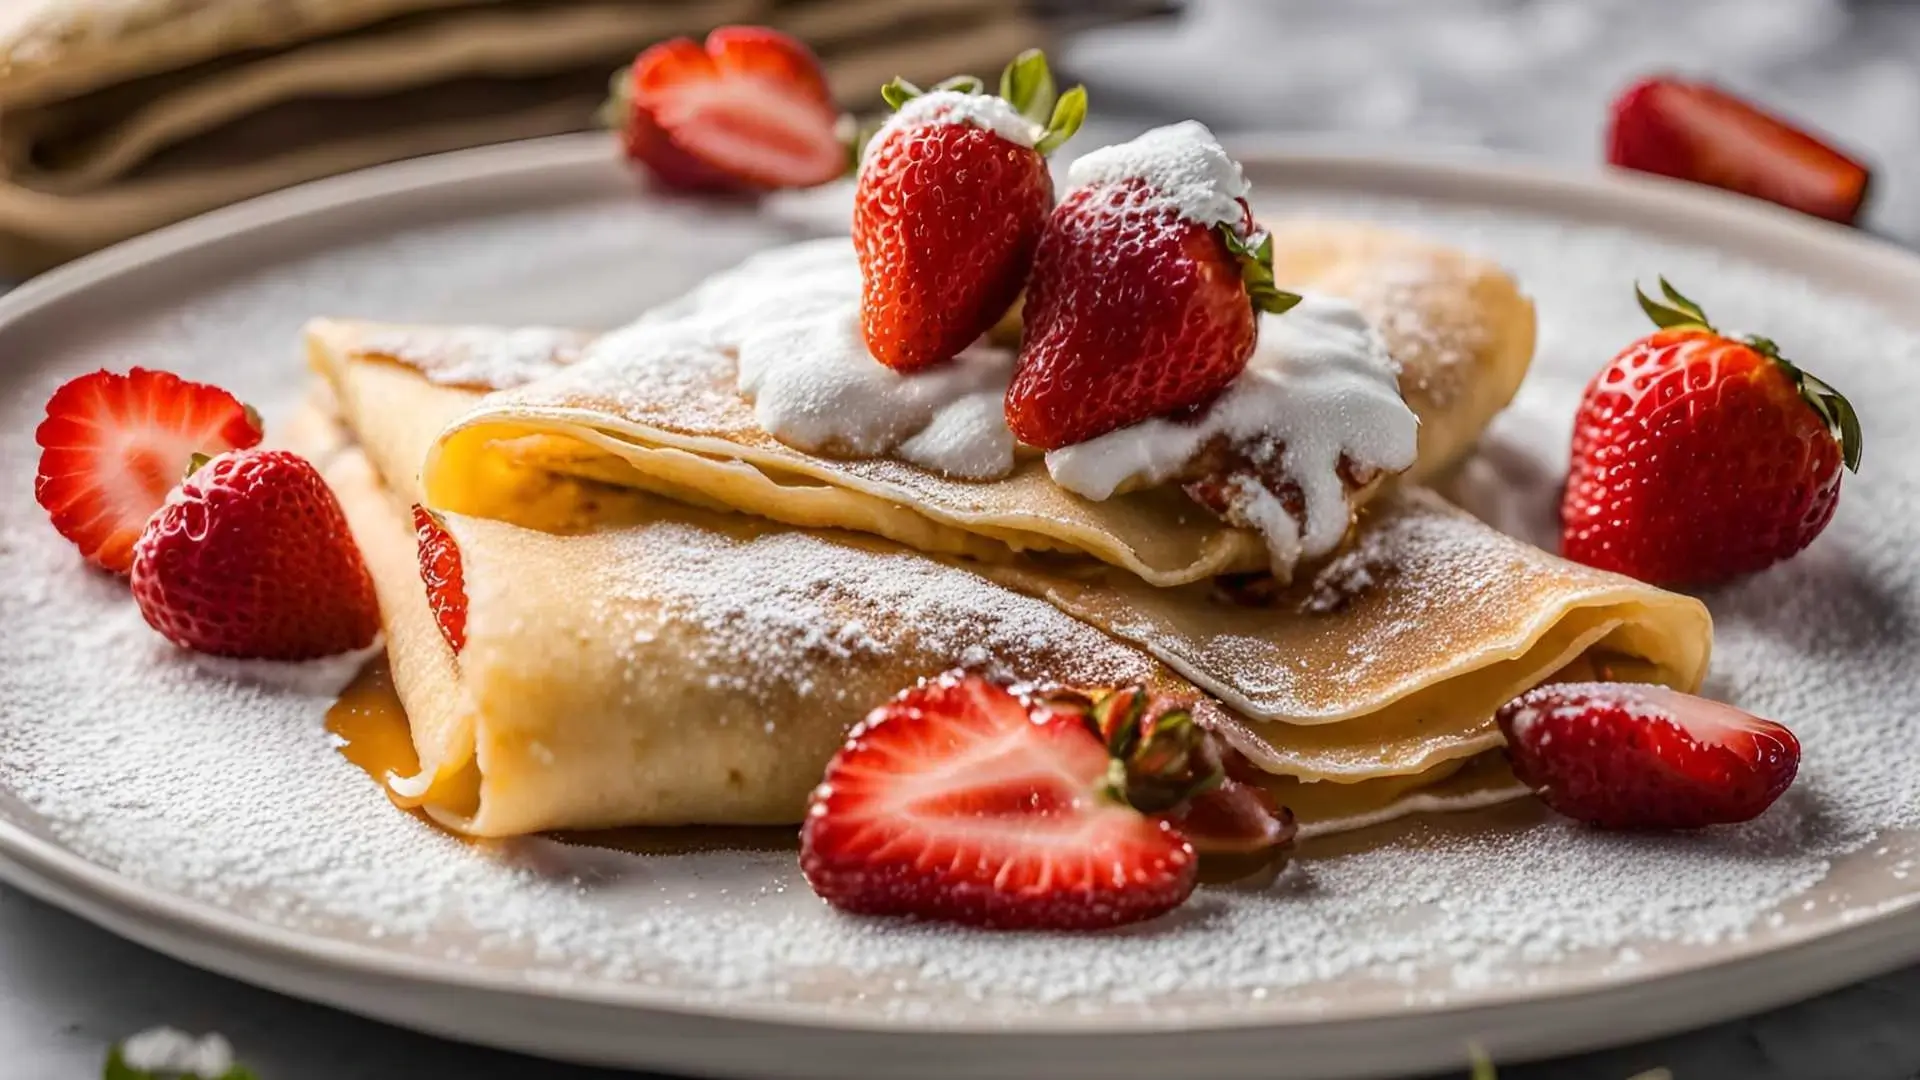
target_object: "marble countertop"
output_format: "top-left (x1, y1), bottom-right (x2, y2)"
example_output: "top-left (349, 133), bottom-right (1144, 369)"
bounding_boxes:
top-left (9, 2), bottom-right (1920, 1077)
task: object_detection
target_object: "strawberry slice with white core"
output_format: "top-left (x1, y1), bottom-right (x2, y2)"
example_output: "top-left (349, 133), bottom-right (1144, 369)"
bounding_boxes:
top-left (34, 368), bottom-right (263, 572)
top-left (614, 26), bottom-right (845, 192)
top-left (1497, 681), bottom-right (1800, 830)
top-left (801, 672), bottom-right (1201, 930)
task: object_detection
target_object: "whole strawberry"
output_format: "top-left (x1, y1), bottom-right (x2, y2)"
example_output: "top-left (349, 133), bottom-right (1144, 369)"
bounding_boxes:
top-left (854, 50), bottom-right (1087, 373)
top-left (132, 450), bottom-right (379, 660)
top-left (1005, 121), bottom-right (1301, 449)
top-left (1498, 681), bottom-right (1800, 830)
top-left (605, 26), bottom-right (846, 193)
top-left (1561, 280), bottom-right (1861, 586)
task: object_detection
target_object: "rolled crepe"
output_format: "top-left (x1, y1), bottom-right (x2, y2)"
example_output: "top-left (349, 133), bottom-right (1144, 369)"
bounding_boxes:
top-left (421, 222), bottom-right (1537, 586)
top-left (307, 315), bottom-right (1707, 837)
top-left (306, 334), bottom-right (1533, 836)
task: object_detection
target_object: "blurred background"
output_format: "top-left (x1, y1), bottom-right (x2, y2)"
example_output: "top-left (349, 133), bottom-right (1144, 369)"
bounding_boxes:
top-left (5, 0), bottom-right (1920, 1078)
top-left (4, 0), bottom-right (1918, 276)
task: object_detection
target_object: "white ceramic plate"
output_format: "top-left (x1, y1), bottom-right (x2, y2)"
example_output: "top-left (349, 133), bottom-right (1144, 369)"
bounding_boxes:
top-left (3, 134), bottom-right (1919, 1080)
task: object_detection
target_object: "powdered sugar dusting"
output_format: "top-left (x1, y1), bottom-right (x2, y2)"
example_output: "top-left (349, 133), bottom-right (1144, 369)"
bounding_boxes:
top-left (865, 90), bottom-right (1044, 160)
top-left (2, 189), bottom-right (1919, 1023)
top-left (1066, 121), bottom-right (1250, 228)
top-left (354, 324), bottom-right (587, 391)
top-left (566, 521), bottom-right (1156, 707)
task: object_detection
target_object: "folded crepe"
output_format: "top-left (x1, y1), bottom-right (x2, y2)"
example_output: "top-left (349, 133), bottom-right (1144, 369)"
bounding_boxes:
top-left (0, 0), bottom-right (1040, 271)
top-left (305, 294), bottom-right (1709, 837)
top-left (306, 332), bottom-right (1548, 837)
top-left (422, 220), bottom-right (1537, 586)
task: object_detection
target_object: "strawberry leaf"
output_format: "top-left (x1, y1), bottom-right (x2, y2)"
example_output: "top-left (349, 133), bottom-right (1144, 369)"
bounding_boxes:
top-left (1657, 276), bottom-right (1711, 324)
top-left (879, 77), bottom-right (923, 111)
top-left (105, 1046), bottom-right (259, 1080)
top-left (1222, 226), bottom-right (1305, 315)
top-left (596, 65), bottom-right (633, 131)
top-left (1034, 85), bottom-right (1088, 156)
top-left (999, 48), bottom-right (1058, 126)
top-left (1635, 281), bottom-right (1713, 331)
top-left (1088, 686), bottom-right (1147, 759)
top-left (932, 74), bottom-right (984, 95)
top-left (838, 113), bottom-right (881, 171)
top-left (1797, 369), bottom-right (1864, 472)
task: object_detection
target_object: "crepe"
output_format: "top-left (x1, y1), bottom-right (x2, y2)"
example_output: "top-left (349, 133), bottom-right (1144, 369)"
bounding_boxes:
top-left (0, 0), bottom-right (1040, 270)
top-left (421, 221), bottom-right (1536, 586)
top-left (305, 335), bottom-right (1537, 836)
top-left (306, 309), bottom-right (1706, 836)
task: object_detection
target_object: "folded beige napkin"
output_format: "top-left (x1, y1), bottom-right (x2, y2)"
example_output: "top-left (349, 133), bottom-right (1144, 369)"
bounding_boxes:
top-left (0, 0), bottom-right (1039, 273)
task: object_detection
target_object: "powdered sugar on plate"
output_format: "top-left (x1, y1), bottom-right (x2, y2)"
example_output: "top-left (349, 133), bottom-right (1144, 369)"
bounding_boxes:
top-left (2, 188), bottom-right (1919, 1025)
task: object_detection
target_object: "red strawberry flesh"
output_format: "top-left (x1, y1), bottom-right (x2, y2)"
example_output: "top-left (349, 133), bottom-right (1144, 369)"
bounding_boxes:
top-left (34, 368), bottom-right (262, 572)
top-left (1497, 681), bottom-right (1799, 830)
top-left (412, 504), bottom-right (468, 654)
top-left (800, 673), bottom-right (1198, 930)
top-left (1608, 77), bottom-right (1870, 224)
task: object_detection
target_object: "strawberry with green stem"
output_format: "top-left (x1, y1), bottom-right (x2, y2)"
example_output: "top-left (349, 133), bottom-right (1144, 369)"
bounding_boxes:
top-left (1561, 278), bottom-right (1861, 586)
top-left (854, 50), bottom-right (1087, 373)
top-left (1005, 121), bottom-right (1301, 449)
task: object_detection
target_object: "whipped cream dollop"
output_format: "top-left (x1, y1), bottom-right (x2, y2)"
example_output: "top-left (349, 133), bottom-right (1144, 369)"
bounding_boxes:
top-left (638, 239), bottom-right (1018, 480)
top-left (1046, 294), bottom-right (1420, 569)
top-left (1064, 120), bottom-right (1250, 227)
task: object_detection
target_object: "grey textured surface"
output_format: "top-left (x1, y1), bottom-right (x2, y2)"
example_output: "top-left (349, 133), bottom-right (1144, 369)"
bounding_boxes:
top-left (8, 2), bottom-right (1920, 1077)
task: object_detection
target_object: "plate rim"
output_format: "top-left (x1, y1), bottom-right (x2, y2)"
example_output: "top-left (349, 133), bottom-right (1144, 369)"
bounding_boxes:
top-left (4, 131), bottom-right (1920, 1072)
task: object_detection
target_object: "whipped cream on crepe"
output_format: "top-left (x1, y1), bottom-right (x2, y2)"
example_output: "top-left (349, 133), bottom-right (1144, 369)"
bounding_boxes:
top-left (1046, 295), bottom-right (1420, 569)
top-left (635, 239), bottom-right (1018, 480)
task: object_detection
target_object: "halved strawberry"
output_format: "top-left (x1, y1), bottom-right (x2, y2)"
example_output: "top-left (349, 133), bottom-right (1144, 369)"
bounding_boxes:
top-left (411, 504), bottom-right (467, 654)
top-left (1608, 77), bottom-right (1871, 224)
top-left (34, 368), bottom-right (263, 572)
top-left (605, 26), bottom-right (845, 193)
top-left (1497, 682), bottom-right (1800, 830)
top-left (802, 673), bottom-right (1223, 930)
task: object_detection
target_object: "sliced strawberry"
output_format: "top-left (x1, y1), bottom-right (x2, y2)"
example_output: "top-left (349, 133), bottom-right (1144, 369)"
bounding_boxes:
top-left (411, 504), bottom-right (467, 654)
top-left (1608, 77), bottom-right (1871, 224)
top-left (801, 672), bottom-right (1201, 930)
top-left (1497, 682), bottom-right (1800, 830)
top-left (34, 368), bottom-right (263, 572)
top-left (608, 26), bottom-right (845, 193)
top-left (131, 449), bottom-right (378, 660)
